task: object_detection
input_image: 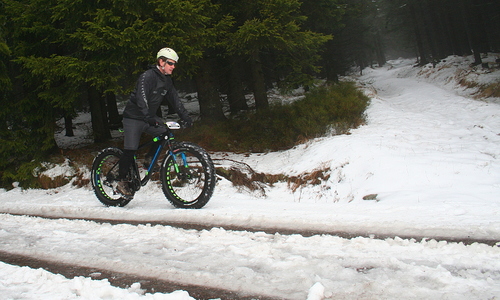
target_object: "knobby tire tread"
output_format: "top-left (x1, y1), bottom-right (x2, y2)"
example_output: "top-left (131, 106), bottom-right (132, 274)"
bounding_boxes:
top-left (91, 148), bottom-right (132, 207)
top-left (160, 142), bottom-right (216, 209)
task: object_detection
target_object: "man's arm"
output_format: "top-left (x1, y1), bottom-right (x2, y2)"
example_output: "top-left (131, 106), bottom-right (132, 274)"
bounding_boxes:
top-left (166, 86), bottom-right (192, 125)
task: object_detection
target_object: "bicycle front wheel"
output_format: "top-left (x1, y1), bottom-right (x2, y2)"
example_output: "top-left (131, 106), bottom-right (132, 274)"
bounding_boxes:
top-left (91, 147), bottom-right (133, 207)
top-left (160, 142), bottom-right (216, 209)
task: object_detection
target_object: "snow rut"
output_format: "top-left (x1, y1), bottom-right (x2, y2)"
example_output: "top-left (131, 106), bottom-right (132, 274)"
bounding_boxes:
top-left (1, 213), bottom-right (499, 299)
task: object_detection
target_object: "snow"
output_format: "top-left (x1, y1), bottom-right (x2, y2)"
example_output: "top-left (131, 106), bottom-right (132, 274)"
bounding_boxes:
top-left (1, 54), bottom-right (500, 299)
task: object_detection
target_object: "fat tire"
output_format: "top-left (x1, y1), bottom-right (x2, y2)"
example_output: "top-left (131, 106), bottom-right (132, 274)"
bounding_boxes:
top-left (91, 147), bottom-right (133, 207)
top-left (160, 142), bottom-right (216, 209)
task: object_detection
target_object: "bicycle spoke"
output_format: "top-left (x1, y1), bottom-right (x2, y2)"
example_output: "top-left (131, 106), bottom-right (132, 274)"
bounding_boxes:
top-left (161, 142), bottom-right (215, 209)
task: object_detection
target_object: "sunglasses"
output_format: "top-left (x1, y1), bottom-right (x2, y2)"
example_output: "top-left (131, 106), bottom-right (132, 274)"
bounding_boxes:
top-left (165, 60), bottom-right (176, 66)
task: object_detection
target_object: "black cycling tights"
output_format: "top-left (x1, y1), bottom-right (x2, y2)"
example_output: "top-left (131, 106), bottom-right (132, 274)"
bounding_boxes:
top-left (118, 149), bottom-right (136, 180)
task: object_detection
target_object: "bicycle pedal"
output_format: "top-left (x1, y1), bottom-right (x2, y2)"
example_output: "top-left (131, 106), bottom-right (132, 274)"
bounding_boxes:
top-left (122, 194), bottom-right (134, 201)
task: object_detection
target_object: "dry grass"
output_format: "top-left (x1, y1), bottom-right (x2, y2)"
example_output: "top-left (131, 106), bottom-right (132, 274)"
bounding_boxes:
top-left (478, 82), bottom-right (500, 98)
top-left (287, 167), bottom-right (331, 193)
top-left (37, 174), bottom-right (70, 189)
top-left (458, 79), bottom-right (500, 99)
top-left (72, 169), bottom-right (90, 188)
top-left (214, 158), bottom-right (330, 196)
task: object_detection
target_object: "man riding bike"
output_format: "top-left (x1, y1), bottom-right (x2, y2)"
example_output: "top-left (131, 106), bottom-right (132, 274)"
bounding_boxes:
top-left (117, 47), bottom-right (193, 196)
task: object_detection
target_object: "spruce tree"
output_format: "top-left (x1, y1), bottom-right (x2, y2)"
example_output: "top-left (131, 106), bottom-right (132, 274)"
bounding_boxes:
top-left (225, 0), bottom-right (332, 110)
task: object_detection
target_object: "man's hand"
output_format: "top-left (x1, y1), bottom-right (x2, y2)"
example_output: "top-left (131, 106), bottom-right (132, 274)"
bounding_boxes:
top-left (146, 118), bottom-right (159, 127)
top-left (179, 120), bottom-right (193, 129)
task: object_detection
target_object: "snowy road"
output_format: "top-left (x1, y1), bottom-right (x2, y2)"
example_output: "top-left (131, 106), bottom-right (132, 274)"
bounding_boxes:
top-left (1, 213), bottom-right (499, 299)
top-left (1, 56), bottom-right (500, 299)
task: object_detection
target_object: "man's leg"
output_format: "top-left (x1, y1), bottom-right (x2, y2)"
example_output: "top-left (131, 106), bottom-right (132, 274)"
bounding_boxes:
top-left (117, 118), bottom-right (146, 195)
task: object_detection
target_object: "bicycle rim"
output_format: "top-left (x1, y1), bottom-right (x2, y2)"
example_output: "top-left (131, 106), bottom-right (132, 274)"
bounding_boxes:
top-left (91, 149), bottom-right (131, 206)
top-left (161, 144), bottom-right (215, 208)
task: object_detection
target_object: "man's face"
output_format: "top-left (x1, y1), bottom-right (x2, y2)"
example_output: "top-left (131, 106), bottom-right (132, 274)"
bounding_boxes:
top-left (161, 59), bottom-right (176, 75)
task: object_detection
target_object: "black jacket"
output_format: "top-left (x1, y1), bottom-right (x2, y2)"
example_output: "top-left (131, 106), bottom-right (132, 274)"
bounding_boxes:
top-left (123, 66), bottom-right (191, 123)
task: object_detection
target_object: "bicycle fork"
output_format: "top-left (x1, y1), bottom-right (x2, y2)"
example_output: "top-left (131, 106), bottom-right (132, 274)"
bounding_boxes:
top-left (171, 151), bottom-right (188, 173)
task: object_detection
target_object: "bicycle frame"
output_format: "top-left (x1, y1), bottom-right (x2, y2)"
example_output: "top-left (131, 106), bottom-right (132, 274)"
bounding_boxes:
top-left (131, 123), bottom-right (185, 189)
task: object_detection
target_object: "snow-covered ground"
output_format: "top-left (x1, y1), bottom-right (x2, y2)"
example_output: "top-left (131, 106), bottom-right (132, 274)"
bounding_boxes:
top-left (1, 54), bottom-right (500, 299)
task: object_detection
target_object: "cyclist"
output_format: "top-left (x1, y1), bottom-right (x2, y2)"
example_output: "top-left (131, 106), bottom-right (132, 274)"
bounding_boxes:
top-left (117, 47), bottom-right (193, 196)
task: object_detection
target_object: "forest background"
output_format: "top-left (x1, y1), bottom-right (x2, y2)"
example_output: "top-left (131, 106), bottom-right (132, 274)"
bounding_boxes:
top-left (1, 0), bottom-right (499, 188)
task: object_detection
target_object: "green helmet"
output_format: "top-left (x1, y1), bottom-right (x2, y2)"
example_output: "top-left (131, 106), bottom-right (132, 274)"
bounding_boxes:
top-left (157, 47), bottom-right (179, 62)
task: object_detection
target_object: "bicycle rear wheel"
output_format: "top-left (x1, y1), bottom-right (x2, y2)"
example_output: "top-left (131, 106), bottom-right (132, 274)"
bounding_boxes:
top-left (160, 142), bottom-right (216, 209)
top-left (91, 147), bottom-right (133, 207)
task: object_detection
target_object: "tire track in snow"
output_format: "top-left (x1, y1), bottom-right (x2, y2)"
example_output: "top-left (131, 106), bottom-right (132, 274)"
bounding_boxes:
top-left (4, 212), bottom-right (499, 246)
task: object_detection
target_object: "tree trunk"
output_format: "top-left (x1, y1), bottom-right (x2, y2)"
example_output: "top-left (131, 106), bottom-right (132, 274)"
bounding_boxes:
top-left (460, 0), bottom-right (483, 65)
top-left (420, 0), bottom-right (439, 61)
top-left (226, 55), bottom-right (248, 113)
top-left (470, 0), bottom-right (489, 63)
top-left (64, 116), bottom-right (74, 137)
top-left (324, 40), bottom-right (340, 83)
top-left (483, 0), bottom-right (500, 52)
top-left (194, 58), bottom-right (226, 123)
top-left (105, 92), bottom-right (122, 129)
top-left (250, 51), bottom-right (268, 111)
top-left (374, 31), bottom-right (386, 67)
top-left (88, 85), bottom-right (111, 142)
top-left (443, 1), bottom-right (465, 56)
top-left (409, 2), bottom-right (429, 65)
top-left (428, 0), bottom-right (450, 59)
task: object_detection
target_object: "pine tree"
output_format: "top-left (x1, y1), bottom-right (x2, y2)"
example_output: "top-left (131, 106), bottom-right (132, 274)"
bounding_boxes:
top-left (224, 0), bottom-right (332, 110)
top-left (1, 0), bottom-right (65, 187)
